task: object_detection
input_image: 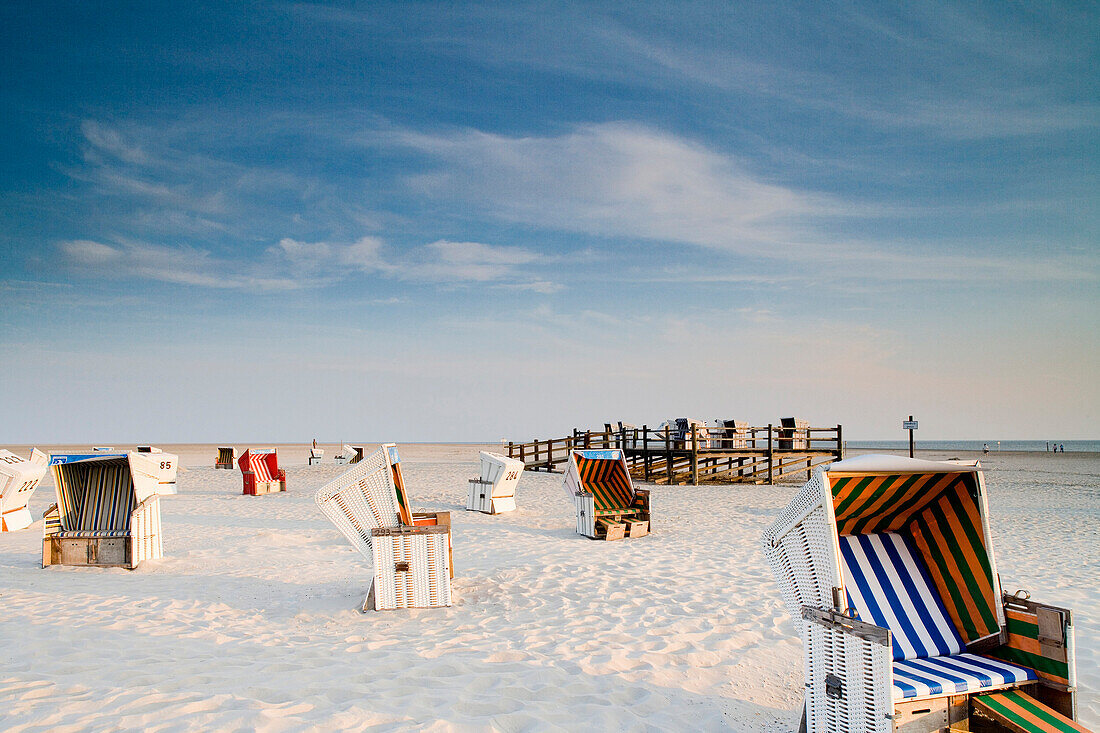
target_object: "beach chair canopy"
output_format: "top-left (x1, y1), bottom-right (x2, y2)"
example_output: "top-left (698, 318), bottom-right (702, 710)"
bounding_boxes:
top-left (563, 449), bottom-right (638, 515)
top-left (1, 449), bottom-right (49, 531)
top-left (47, 450), bottom-right (177, 533)
top-left (239, 449), bottom-right (278, 479)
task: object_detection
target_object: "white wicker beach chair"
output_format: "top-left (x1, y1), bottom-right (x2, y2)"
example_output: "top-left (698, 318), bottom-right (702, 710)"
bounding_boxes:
top-left (467, 451), bottom-right (524, 514)
top-left (762, 455), bottom-right (1082, 733)
top-left (316, 444), bottom-right (452, 611)
top-left (41, 448), bottom-right (175, 569)
top-left (309, 447), bottom-right (324, 465)
top-left (562, 448), bottom-right (650, 541)
top-left (334, 444), bottom-right (364, 465)
top-left (0, 448), bottom-right (48, 532)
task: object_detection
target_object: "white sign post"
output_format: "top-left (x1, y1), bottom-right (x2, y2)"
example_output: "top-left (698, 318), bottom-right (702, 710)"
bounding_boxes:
top-left (903, 416), bottom-right (918, 457)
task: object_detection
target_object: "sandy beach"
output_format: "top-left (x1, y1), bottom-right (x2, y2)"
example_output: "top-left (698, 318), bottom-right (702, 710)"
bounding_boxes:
top-left (0, 445), bottom-right (1096, 731)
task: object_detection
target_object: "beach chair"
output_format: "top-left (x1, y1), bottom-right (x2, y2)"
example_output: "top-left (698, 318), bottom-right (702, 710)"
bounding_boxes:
top-left (762, 455), bottom-right (1084, 733)
top-left (41, 449), bottom-right (175, 568)
top-left (316, 443), bottom-right (452, 611)
top-left (215, 446), bottom-right (238, 469)
top-left (238, 448), bottom-right (286, 495)
top-left (714, 419), bottom-right (749, 449)
top-left (334, 444), bottom-right (364, 465)
top-left (467, 451), bottom-right (524, 514)
top-left (0, 448), bottom-right (48, 532)
top-left (563, 448), bottom-right (650, 540)
top-left (309, 447), bottom-right (324, 466)
top-left (779, 417), bottom-right (810, 449)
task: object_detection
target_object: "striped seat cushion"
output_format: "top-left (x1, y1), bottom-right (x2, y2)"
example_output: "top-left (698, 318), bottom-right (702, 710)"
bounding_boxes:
top-left (893, 653), bottom-right (1037, 700)
top-left (840, 532), bottom-right (964, 661)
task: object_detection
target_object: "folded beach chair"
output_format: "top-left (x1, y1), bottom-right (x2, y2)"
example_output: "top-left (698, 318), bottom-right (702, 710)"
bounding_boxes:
top-left (762, 455), bottom-right (1084, 733)
top-left (316, 443), bottom-right (452, 611)
top-left (467, 451), bottom-right (524, 514)
top-left (41, 448), bottom-right (176, 568)
top-left (238, 448), bottom-right (286, 495)
top-left (563, 448), bottom-right (650, 540)
top-left (0, 448), bottom-right (48, 532)
top-left (215, 446), bottom-right (238, 469)
top-left (334, 444), bottom-right (364, 465)
top-left (309, 447), bottom-right (324, 465)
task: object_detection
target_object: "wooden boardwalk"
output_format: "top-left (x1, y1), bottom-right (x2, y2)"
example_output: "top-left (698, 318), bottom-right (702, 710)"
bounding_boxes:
top-left (506, 423), bottom-right (843, 485)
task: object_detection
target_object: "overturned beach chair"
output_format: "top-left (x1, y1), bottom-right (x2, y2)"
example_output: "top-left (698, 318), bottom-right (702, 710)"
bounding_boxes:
top-left (762, 455), bottom-right (1084, 733)
top-left (215, 446), bottom-right (238, 469)
top-left (1, 448), bottom-right (48, 532)
top-left (309, 447), bottom-right (324, 466)
top-left (239, 448), bottom-right (286, 495)
top-left (334, 444), bottom-right (364, 465)
top-left (563, 449), bottom-right (650, 541)
top-left (467, 451), bottom-right (524, 514)
top-left (316, 443), bottom-right (452, 611)
top-left (41, 448), bottom-right (176, 568)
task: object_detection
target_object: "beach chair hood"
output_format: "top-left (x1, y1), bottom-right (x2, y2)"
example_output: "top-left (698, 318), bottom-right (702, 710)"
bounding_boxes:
top-left (1, 449), bottom-right (49, 531)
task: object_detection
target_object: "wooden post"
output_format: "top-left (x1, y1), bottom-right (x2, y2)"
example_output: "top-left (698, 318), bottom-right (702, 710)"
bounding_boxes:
top-left (643, 425), bottom-right (651, 482)
top-left (908, 415), bottom-right (915, 458)
top-left (767, 423), bottom-right (774, 485)
top-left (508, 441), bottom-right (514, 459)
top-left (519, 442), bottom-right (525, 465)
top-left (691, 427), bottom-right (699, 485)
top-left (836, 424), bottom-right (843, 459)
top-left (665, 426), bottom-right (673, 485)
top-left (584, 430), bottom-right (591, 449)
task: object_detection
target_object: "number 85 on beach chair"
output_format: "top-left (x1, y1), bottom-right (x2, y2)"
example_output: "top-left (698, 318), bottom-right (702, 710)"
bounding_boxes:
top-left (761, 455), bottom-right (1086, 733)
top-left (563, 449), bottom-right (650, 541)
top-left (315, 444), bottom-right (452, 611)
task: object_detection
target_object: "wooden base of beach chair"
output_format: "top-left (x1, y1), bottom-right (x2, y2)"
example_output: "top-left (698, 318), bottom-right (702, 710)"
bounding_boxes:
top-left (43, 535), bottom-right (132, 568)
top-left (596, 517), bottom-right (626, 541)
top-left (624, 518), bottom-right (649, 537)
top-left (243, 479), bottom-right (286, 496)
top-left (971, 689), bottom-right (1090, 733)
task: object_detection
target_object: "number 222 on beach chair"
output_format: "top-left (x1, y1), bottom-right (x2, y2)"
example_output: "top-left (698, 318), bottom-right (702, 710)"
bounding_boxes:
top-left (563, 449), bottom-right (650, 541)
top-left (762, 455), bottom-right (1087, 733)
top-left (0, 448), bottom-right (47, 532)
top-left (315, 444), bottom-right (452, 611)
top-left (238, 448), bottom-right (286, 495)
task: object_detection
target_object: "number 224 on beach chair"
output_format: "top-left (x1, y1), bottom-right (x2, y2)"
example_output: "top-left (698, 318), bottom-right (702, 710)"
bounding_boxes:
top-left (316, 444), bottom-right (452, 611)
top-left (762, 455), bottom-right (1087, 733)
top-left (238, 448), bottom-right (286, 495)
top-left (563, 449), bottom-right (650, 541)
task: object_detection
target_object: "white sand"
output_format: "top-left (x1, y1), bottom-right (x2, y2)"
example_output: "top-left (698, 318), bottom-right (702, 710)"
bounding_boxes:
top-left (0, 445), bottom-right (1095, 731)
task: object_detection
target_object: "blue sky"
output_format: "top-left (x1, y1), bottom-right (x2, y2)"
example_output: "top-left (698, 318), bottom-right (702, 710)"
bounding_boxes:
top-left (1, 1), bottom-right (1096, 442)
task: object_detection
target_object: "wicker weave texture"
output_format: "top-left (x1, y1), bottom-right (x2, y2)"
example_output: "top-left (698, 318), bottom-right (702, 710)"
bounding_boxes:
top-left (131, 496), bottom-right (163, 565)
top-left (315, 447), bottom-right (402, 560)
top-left (803, 617), bottom-right (892, 733)
top-left (371, 529), bottom-right (452, 610)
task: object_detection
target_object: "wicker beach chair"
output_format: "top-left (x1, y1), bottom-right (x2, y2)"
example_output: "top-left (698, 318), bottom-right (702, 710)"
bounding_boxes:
top-left (334, 444), bottom-right (364, 465)
top-left (41, 449), bottom-right (175, 568)
top-left (762, 455), bottom-right (1084, 733)
top-left (309, 447), bottom-right (324, 465)
top-left (0, 448), bottom-right (48, 532)
top-left (238, 448), bottom-right (286, 495)
top-left (467, 451), bottom-right (524, 514)
top-left (563, 448), bottom-right (650, 540)
top-left (316, 444), bottom-right (452, 611)
top-left (215, 446), bottom-right (238, 469)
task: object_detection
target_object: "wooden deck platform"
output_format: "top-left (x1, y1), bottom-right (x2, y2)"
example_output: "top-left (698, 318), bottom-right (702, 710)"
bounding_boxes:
top-left (505, 424), bottom-right (843, 485)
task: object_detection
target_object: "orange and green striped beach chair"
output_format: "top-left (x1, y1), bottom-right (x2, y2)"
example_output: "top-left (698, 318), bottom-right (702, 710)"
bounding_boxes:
top-left (562, 449), bottom-right (650, 540)
top-left (762, 455), bottom-right (1086, 733)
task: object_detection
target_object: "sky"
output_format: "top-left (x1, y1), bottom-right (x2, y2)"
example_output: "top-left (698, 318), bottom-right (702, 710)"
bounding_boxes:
top-left (1, 1), bottom-right (1097, 443)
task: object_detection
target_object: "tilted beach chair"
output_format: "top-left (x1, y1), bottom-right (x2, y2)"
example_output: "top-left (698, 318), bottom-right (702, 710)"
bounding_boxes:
top-left (563, 448), bottom-right (650, 541)
top-left (215, 446), bottom-right (238, 469)
top-left (316, 444), bottom-right (452, 611)
top-left (467, 451), bottom-right (524, 514)
top-left (238, 448), bottom-right (286, 495)
top-left (41, 448), bottom-right (175, 568)
top-left (762, 455), bottom-right (1084, 733)
top-left (0, 448), bottom-right (48, 532)
top-left (334, 444), bottom-right (364, 465)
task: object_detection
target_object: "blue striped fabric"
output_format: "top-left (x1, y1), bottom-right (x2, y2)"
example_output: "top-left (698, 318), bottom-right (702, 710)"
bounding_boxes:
top-left (839, 532), bottom-right (964, 661)
top-left (892, 653), bottom-right (1037, 700)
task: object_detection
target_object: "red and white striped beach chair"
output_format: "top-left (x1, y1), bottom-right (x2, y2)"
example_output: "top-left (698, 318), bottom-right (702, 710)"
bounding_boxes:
top-left (238, 448), bottom-right (286, 495)
top-left (316, 444), bottom-right (452, 611)
top-left (563, 448), bottom-right (650, 541)
top-left (762, 455), bottom-right (1084, 733)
